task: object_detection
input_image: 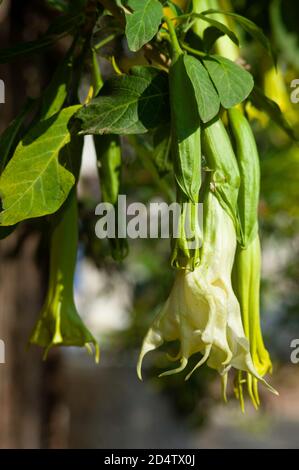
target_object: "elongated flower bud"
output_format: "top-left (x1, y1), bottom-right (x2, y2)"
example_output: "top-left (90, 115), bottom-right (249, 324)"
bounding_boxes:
top-left (228, 107), bottom-right (260, 248)
top-left (94, 134), bottom-right (129, 261)
top-left (30, 190), bottom-right (99, 362)
top-left (229, 107), bottom-right (274, 409)
top-left (232, 236), bottom-right (273, 409)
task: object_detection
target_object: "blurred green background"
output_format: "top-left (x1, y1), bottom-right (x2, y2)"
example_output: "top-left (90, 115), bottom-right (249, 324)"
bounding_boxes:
top-left (0, 0), bottom-right (299, 448)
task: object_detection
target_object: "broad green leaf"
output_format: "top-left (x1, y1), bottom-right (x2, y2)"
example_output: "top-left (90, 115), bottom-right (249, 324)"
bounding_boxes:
top-left (194, 13), bottom-right (239, 47)
top-left (0, 99), bottom-right (36, 174)
top-left (76, 66), bottom-right (169, 135)
top-left (183, 55), bottom-right (220, 123)
top-left (202, 9), bottom-right (274, 62)
top-left (203, 56), bottom-right (254, 109)
top-left (250, 86), bottom-right (298, 141)
top-left (0, 105), bottom-right (81, 226)
top-left (125, 0), bottom-right (163, 51)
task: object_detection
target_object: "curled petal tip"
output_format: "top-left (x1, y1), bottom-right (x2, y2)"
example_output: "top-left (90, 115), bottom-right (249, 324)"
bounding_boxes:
top-left (221, 374), bottom-right (228, 403)
top-left (260, 377), bottom-right (279, 396)
top-left (42, 344), bottom-right (52, 361)
top-left (159, 357), bottom-right (188, 378)
top-left (137, 347), bottom-right (150, 381)
top-left (185, 345), bottom-right (211, 381)
top-left (137, 360), bottom-right (143, 381)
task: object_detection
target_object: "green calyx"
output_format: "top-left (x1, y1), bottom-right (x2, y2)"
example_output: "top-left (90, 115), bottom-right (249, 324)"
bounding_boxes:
top-left (171, 188), bottom-right (202, 270)
top-left (232, 236), bottom-right (273, 410)
top-left (229, 106), bottom-right (274, 410)
top-left (30, 190), bottom-right (99, 362)
top-left (202, 116), bottom-right (240, 228)
top-left (228, 107), bottom-right (260, 248)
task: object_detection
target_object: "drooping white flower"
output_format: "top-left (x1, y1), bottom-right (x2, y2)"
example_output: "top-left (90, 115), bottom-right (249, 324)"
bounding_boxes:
top-left (137, 192), bottom-right (277, 400)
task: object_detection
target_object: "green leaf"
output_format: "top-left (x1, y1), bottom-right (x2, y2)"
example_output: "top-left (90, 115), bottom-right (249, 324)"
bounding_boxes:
top-left (202, 9), bottom-right (275, 62)
top-left (250, 86), bottom-right (298, 142)
top-left (183, 55), bottom-right (220, 123)
top-left (203, 56), bottom-right (254, 109)
top-left (125, 0), bottom-right (163, 51)
top-left (0, 105), bottom-right (81, 226)
top-left (203, 26), bottom-right (225, 52)
top-left (194, 13), bottom-right (239, 47)
top-left (0, 99), bottom-right (36, 174)
top-left (76, 66), bottom-right (169, 135)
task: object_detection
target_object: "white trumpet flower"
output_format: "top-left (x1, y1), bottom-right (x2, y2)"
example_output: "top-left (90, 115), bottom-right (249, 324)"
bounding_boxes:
top-left (137, 192), bottom-right (277, 400)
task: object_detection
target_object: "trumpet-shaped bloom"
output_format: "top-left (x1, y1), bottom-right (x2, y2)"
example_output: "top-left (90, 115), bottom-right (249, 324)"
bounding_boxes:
top-left (138, 192), bottom-right (276, 400)
top-left (30, 191), bottom-right (99, 362)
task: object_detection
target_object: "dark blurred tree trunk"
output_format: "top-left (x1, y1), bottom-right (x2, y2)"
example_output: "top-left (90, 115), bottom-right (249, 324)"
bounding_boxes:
top-left (0, 0), bottom-right (66, 449)
top-left (0, 232), bottom-right (44, 448)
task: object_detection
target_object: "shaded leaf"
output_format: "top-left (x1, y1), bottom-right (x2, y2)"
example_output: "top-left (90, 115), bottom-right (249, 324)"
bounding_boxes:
top-left (203, 26), bottom-right (225, 52)
top-left (203, 56), bottom-right (254, 109)
top-left (202, 9), bottom-right (275, 62)
top-left (125, 0), bottom-right (163, 51)
top-left (0, 105), bottom-right (80, 226)
top-left (193, 12), bottom-right (239, 46)
top-left (184, 55), bottom-right (220, 123)
top-left (250, 86), bottom-right (298, 141)
top-left (0, 99), bottom-right (36, 174)
top-left (76, 66), bottom-right (169, 135)
top-left (270, 0), bottom-right (299, 69)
